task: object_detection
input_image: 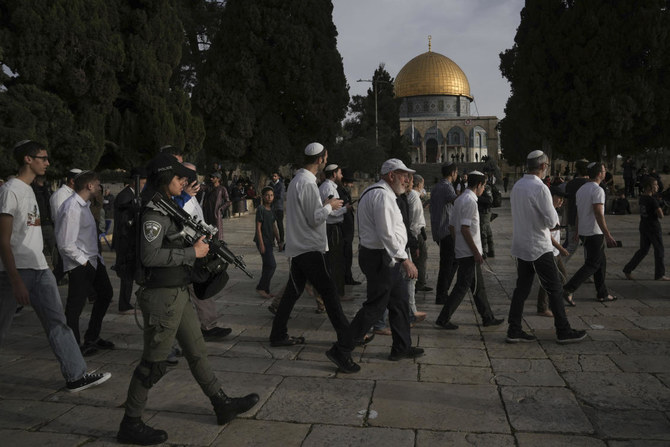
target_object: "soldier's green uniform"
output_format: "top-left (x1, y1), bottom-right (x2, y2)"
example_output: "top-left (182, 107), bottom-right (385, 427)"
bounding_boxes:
top-left (123, 200), bottom-right (222, 416)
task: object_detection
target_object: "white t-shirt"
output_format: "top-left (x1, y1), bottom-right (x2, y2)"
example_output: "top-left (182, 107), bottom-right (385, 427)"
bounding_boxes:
top-left (0, 178), bottom-right (49, 271)
top-left (576, 181), bottom-right (604, 236)
top-left (452, 189), bottom-right (482, 259)
top-left (550, 228), bottom-right (561, 256)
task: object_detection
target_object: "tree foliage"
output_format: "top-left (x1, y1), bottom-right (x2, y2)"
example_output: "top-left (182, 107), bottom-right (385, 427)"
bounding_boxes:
top-left (500, 0), bottom-right (670, 165)
top-left (194, 0), bottom-right (349, 171)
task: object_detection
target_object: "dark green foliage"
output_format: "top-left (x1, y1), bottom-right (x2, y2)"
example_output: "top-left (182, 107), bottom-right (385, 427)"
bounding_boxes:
top-left (500, 0), bottom-right (670, 165)
top-left (195, 0), bottom-right (349, 168)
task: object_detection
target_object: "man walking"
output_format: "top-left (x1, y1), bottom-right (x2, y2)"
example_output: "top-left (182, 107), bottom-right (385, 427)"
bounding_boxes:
top-left (348, 159), bottom-right (424, 361)
top-left (269, 143), bottom-right (358, 373)
top-left (506, 150), bottom-right (587, 344)
top-left (270, 171), bottom-right (285, 248)
top-left (0, 140), bottom-right (111, 391)
top-left (430, 162), bottom-right (458, 304)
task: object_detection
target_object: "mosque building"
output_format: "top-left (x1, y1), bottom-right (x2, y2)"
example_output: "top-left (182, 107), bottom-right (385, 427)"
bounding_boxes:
top-left (394, 38), bottom-right (499, 166)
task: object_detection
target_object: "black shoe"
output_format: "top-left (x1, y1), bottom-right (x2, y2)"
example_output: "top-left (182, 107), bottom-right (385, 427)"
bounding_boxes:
top-left (345, 280), bottom-right (362, 286)
top-left (66, 372), bottom-right (111, 392)
top-left (80, 343), bottom-right (99, 357)
top-left (482, 253), bottom-right (487, 259)
top-left (482, 317), bottom-right (504, 327)
top-left (354, 332), bottom-right (375, 346)
top-left (557, 329), bottom-right (587, 344)
top-left (117, 415), bottom-right (168, 445)
top-left (490, 213), bottom-right (498, 222)
top-left (210, 390), bottom-right (260, 425)
top-left (505, 330), bottom-right (536, 343)
top-left (415, 286), bottom-right (433, 292)
top-left (91, 337), bottom-right (115, 349)
top-left (268, 305), bottom-right (278, 315)
top-left (487, 251), bottom-right (495, 258)
top-left (326, 346), bottom-right (361, 373)
top-left (202, 327), bottom-right (233, 340)
top-left (388, 346), bottom-right (425, 361)
top-left (435, 320), bottom-right (459, 330)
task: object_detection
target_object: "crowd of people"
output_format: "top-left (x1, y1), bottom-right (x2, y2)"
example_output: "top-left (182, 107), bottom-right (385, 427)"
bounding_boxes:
top-left (0, 138), bottom-right (668, 445)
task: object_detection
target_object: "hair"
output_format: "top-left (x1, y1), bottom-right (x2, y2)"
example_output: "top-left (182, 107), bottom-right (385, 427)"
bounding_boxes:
top-left (526, 152), bottom-right (549, 171)
top-left (142, 169), bottom-right (177, 203)
top-left (304, 150), bottom-right (326, 166)
top-left (261, 186), bottom-right (274, 195)
top-left (413, 174), bottom-right (424, 185)
top-left (73, 171), bottom-right (99, 192)
top-left (12, 140), bottom-right (45, 165)
top-left (587, 162), bottom-right (604, 179)
top-left (641, 175), bottom-right (657, 192)
top-left (325, 168), bottom-right (338, 179)
top-left (468, 173), bottom-right (486, 189)
top-left (575, 159), bottom-right (589, 176)
top-left (441, 163), bottom-right (458, 178)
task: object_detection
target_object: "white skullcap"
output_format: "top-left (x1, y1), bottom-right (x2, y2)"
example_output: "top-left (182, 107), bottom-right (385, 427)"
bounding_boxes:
top-left (587, 162), bottom-right (597, 168)
top-left (527, 150), bottom-right (544, 159)
top-left (324, 164), bottom-right (339, 172)
top-left (304, 142), bottom-right (325, 156)
top-left (468, 170), bottom-right (485, 176)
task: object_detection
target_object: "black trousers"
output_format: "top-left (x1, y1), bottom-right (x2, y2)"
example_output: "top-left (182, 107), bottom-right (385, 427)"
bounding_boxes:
top-left (508, 252), bottom-right (571, 334)
top-left (564, 234), bottom-right (608, 299)
top-left (270, 251), bottom-right (353, 353)
top-left (65, 262), bottom-right (113, 344)
top-left (437, 257), bottom-right (494, 324)
top-left (342, 223), bottom-right (355, 283)
top-left (273, 209), bottom-right (285, 243)
top-left (436, 235), bottom-right (458, 300)
top-left (326, 223), bottom-right (346, 296)
top-left (349, 247), bottom-right (411, 354)
top-left (624, 222), bottom-right (665, 279)
top-left (118, 277), bottom-right (135, 311)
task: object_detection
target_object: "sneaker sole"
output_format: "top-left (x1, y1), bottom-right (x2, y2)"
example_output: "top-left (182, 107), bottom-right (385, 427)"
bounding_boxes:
top-left (67, 372), bottom-right (111, 393)
top-left (505, 337), bottom-right (536, 344)
top-left (557, 333), bottom-right (588, 344)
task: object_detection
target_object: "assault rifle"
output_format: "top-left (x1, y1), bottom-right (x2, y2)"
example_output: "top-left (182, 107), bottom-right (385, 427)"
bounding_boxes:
top-left (150, 193), bottom-right (253, 278)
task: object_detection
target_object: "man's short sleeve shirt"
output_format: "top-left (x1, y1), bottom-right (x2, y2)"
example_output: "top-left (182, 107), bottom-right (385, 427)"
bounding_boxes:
top-left (576, 181), bottom-right (604, 236)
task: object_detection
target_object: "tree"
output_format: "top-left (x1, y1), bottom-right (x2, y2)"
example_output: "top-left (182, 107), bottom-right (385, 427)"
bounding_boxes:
top-left (195, 0), bottom-right (349, 170)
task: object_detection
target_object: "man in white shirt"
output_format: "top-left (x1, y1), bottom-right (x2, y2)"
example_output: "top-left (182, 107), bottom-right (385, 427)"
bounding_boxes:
top-left (435, 171), bottom-right (503, 330)
top-left (0, 140), bottom-right (110, 392)
top-left (56, 170), bottom-right (114, 356)
top-left (349, 158), bottom-right (424, 362)
top-left (49, 168), bottom-right (82, 283)
top-left (269, 142), bottom-right (358, 374)
top-left (563, 162), bottom-right (617, 303)
top-left (408, 174), bottom-right (431, 293)
top-left (507, 150), bottom-right (586, 344)
top-left (319, 164), bottom-right (351, 299)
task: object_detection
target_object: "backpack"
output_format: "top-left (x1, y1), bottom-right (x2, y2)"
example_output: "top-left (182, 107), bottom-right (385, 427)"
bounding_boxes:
top-left (491, 184), bottom-right (502, 208)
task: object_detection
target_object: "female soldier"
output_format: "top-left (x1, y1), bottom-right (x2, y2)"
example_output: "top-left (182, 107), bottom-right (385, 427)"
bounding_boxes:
top-left (117, 153), bottom-right (258, 445)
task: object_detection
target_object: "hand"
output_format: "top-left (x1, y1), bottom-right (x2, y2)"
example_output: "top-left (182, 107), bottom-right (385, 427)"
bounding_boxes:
top-left (474, 252), bottom-right (484, 265)
top-left (259, 243), bottom-right (265, 255)
top-left (605, 233), bottom-right (617, 248)
top-left (414, 248), bottom-right (419, 258)
top-left (193, 236), bottom-right (210, 258)
top-left (326, 197), bottom-right (343, 210)
top-left (345, 203), bottom-right (353, 211)
top-left (11, 278), bottom-right (30, 306)
top-left (558, 246), bottom-right (569, 257)
top-left (184, 180), bottom-right (200, 197)
top-left (401, 258), bottom-right (418, 279)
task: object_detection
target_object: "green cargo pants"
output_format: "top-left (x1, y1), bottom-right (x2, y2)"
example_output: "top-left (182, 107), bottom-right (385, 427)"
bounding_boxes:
top-left (124, 286), bottom-right (222, 417)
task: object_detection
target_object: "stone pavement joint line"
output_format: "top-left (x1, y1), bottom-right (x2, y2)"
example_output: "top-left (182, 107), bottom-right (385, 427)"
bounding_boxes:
top-left (1, 201), bottom-right (669, 445)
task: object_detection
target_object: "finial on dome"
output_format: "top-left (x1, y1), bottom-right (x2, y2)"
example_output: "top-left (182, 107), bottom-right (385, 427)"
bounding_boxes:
top-left (428, 35), bottom-right (432, 52)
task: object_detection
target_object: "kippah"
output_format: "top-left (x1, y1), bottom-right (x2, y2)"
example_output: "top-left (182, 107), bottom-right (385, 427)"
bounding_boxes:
top-left (587, 162), bottom-right (597, 168)
top-left (442, 161), bottom-right (454, 167)
top-left (469, 170), bottom-right (485, 176)
top-left (527, 150), bottom-right (544, 159)
top-left (304, 142), bottom-right (325, 156)
top-left (13, 139), bottom-right (32, 149)
top-left (324, 164), bottom-right (338, 172)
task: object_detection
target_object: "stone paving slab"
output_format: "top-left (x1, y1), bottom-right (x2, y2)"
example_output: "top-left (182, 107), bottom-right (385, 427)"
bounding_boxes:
top-left (584, 408), bottom-right (670, 441)
top-left (491, 358), bottom-right (565, 386)
top-left (0, 399), bottom-right (73, 430)
top-left (217, 419), bottom-right (311, 447)
top-left (0, 429), bottom-right (93, 446)
top-left (563, 372), bottom-right (670, 410)
top-left (369, 381), bottom-right (510, 433)
top-left (419, 364), bottom-right (494, 385)
top-left (416, 431), bottom-right (516, 447)
top-left (515, 433), bottom-right (606, 446)
top-left (303, 425), bottom-right (415, 447)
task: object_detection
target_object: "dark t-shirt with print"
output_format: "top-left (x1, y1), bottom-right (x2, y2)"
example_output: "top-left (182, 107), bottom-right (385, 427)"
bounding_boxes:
top-left (254, 206), bottom-right (276, 245)
top-left (639, 195), bottom-right (660, 228)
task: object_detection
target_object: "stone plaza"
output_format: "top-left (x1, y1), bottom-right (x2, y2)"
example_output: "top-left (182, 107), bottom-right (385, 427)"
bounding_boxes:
top-left (1, 196), bottom-right (669, 446)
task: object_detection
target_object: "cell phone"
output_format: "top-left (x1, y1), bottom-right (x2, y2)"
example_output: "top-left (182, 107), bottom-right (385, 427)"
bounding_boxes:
top-left (615, 240), bottom-right (623, 248)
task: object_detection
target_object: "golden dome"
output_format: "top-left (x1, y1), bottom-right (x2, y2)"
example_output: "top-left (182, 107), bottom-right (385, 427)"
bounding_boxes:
top-left (394, 51), bottom-right (472, 99)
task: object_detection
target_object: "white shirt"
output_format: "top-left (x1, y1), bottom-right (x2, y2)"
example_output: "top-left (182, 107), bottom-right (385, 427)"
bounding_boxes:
top-left (452, 189), bottom-right (482, 259)
top-left (550, 227), bottom-right (561, 256)
top-left (510, 174), bottom-right (559, 262)
top-left (0, 179), bottom-right (49, 271)
top-left (284, 168), bottom-right (332, 258)
top-left (319, 179), bottom-right (346, 224)
top-left (576, 181), bottom-right (604, 236)
top-left (49, 184), bottom-right (74, 223)
top-left (407, 189), bottom-right (425, 238)
top-left (357, 179), bottom-right (408, 264)
top-left (56, 193), bottom-right (102, 271)
top-left (184, 196), bottom-right (205, 222)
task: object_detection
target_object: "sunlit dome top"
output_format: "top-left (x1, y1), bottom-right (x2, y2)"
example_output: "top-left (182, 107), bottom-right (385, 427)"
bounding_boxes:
top-left (394, 48), bottom-right (472, 100)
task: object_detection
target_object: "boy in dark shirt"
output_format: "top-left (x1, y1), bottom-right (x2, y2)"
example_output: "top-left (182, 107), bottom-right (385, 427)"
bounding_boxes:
top-left (623, 177), bottom-right (669, 281)
top-left (611, 191), bottom-right (631, 215)
top-left (254, 186), bottom-right (282, 298)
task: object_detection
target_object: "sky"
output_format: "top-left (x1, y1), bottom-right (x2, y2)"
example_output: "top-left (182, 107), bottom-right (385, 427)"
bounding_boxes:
top-left (332, 0), bottom-right (526, 120)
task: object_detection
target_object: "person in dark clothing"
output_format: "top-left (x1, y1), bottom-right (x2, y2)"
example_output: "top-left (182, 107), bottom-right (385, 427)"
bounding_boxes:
top-left (270, 172), bottom-right (286, 247)
top-left (564, 160), bottom-right (590, 255)
top-left (623, 157), bottom-right (635, 198)
top-left (623, 176), bottom-right (669, 281)
top-left (338, 169), bottom-right (360, 285)
top-left (32, 175), bottom-right (55, 261)
top-left (611, 191), bottom-right (631, 215)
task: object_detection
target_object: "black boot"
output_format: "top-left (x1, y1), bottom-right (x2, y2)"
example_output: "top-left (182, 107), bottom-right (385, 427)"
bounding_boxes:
top-left (210, 389), bottom-right (260, 425)
top-left (117, 415), bottom-right (168, 445)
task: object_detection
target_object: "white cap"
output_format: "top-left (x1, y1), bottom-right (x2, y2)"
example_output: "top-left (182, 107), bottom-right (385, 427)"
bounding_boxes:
top-left (468, 170), bottom-right (485, 176)
top-left (304, 142), bottom-right (325, 156)
top-left (527, 150), bottom-right (544, 159)
top-left (587, 161), bottom-right (597, 168)
top-left (381, 158), bottom-right (415, 175)
top-left (69, 168), bottom-right (83, 175)
top-left (324, 164), bottom-right (339, 172)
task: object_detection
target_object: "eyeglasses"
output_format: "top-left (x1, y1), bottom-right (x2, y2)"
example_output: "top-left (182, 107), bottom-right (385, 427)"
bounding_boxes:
top-left (31, 155), bottom-right (50, 162)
